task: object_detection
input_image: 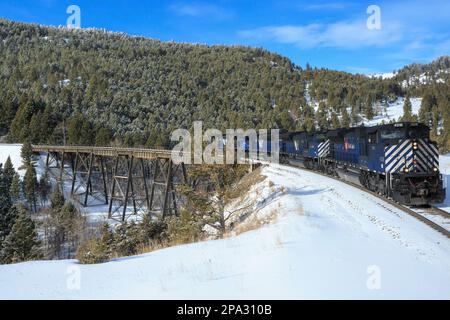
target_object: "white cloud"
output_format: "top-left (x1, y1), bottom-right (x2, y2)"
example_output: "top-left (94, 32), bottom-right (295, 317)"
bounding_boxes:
top-left (239, 20), bottom-right (403, 49)
top-left (169, 3), bottom-right (231, 19)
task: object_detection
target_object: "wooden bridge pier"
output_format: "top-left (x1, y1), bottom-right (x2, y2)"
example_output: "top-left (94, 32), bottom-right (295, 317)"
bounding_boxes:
top-left (44, 151), bottom-right (73, 193)
top-left (32, 145), bottom-right (189, 222)
top-left (71, 152), bottom-right (109, 207)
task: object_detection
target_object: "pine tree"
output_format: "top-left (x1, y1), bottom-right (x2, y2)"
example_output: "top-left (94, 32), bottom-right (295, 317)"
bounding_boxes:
top-left (331, 111), bottom-right (340, 129)
top-left (316, 102), bottom-right (328, 130)
top-left (431, 105), bottom-right (439, 136)
top-left (20, 140), bottom-right (33, 167)
top-left (0, 205), bottom-right (19, 242)
top-left (341, 107), bottom-right (350, 128)
top-left (0, 164), bottom-right (12, 240)
top-left (37, 171), bottom-right (51, 206)
top-left (80, 120), bottom-right (94, 145)
top-left (50, 187), bottom-right (65, 210)
top-left (351, 104), bottom-right (360, 125)
top-left (0, 205), bottom-right (41, 264)
top-left (113, 221), bottom-right (140, 256)
top-left (364, 96), bottom-right (374, 120)
top-left (57, 202), bottom-right (83, 258)
top-left (3, 156), bottom-right (15, 190)
top-left (95, 127), bottom-right (112, 146)
top-left (419, 90), bottom-right (435, 126)
top-left (76, 223), bottom-right (112, 264)
top-left (9, 173), bottom-right (21, 201)
top-left (29, 112), bottom-right (42, 143)
top-left (178, 164), bottom-right (247, 236)
top-left (279, 110), bottom-right (294, 131)
top-left (402, 95), bottom-right (413, 121)
top-left (23, 164), bottom-right (38, 212)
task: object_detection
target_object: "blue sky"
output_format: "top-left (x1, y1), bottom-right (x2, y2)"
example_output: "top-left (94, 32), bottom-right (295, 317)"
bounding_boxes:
top-left (1, 0), bottom-right (449, 73)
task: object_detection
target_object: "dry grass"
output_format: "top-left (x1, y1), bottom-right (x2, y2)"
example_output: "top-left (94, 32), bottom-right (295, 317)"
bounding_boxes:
top-left (135, 240), bottom-right (174, 255)
top-left (227, 166), bottom-right (266, 200)
top-left (225, 208), bottom-right (280, 237)
top-left (111, 237), bottom-right (206, 257)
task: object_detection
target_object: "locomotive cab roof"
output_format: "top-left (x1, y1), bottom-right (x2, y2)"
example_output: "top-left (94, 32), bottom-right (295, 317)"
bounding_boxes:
top-left (366, 122), bottom-right (428, 133)
top-left (368, 122), bottom-right (430, 140)
top-left (326, 122), bottom-right (429, 140)
top-left (327, 126), bottom-right (366, 139)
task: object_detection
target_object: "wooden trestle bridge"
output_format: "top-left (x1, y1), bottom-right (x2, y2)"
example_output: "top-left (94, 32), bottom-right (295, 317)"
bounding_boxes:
top-left (32, 145), bottom-right (189, 222)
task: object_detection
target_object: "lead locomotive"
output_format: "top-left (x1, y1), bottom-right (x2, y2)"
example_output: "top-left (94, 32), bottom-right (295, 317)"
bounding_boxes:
top-left (279, 122), bottom-right (445, 206)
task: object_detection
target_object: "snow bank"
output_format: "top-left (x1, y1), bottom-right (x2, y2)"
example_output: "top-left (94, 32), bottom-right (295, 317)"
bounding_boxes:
top-left (1, 164), bottom-right (449, 299)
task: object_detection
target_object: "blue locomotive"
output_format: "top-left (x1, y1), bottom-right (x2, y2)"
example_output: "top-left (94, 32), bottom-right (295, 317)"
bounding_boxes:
top-left (220, 122), bottom-right (444, 206)
top-left (279, 122), bottom-right (445, 206)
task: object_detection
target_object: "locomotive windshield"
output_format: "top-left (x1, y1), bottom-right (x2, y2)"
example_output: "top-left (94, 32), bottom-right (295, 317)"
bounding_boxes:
top-left (407, 128), bottom-right (429, 139)
top-left (380, 128), bottom-right (404, 139)
top-left (380, 125), bottom-right (429, 140)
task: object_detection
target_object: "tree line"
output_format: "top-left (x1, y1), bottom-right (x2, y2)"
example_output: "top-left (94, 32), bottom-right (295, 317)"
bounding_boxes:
top-left (1, 19), bottom-right (448, 151)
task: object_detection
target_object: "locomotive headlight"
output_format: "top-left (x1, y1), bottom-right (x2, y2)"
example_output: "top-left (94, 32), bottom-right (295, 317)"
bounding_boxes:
top-left (433, 167), bottom-right (438, 172)
top-left (412, 141), bottom-right (418, 150)
top-left (404, 168), bottom-right (410, 173)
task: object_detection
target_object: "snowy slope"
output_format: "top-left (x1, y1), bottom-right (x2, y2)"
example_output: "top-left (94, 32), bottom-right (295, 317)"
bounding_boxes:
top-left (360, 97), bottom-right (421, 126)
top-left (0, 144), bottom-right (25, 177)
top-left (1, 164), bottom-right (449, 299)
top-left (368, 72), bottom-right (395, 79)
top-left (303, 84), bottom-right (422, 126)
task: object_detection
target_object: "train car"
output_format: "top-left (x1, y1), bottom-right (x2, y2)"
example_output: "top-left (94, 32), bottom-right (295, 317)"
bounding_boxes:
top-left (325, 122), bottom-right (445, 205)
top-left (231, 121), bottom-right (444, 206)
top-left (281, 131), bottom-right (331, 170)
top-left (279, 132), bottom-right (297, 154)
top-left (326, 127), bottom-right (367, 184)
top-left (373, 122), bottom-right (444, 205)
top-left (223, 131), bottom-right (275, 161)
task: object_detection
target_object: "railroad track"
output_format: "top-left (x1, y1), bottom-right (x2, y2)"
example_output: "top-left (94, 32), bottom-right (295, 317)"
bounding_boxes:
top-left (283, 161), bottom-right (450, 239)
top-left (429, 205), bottom-right (450, 218)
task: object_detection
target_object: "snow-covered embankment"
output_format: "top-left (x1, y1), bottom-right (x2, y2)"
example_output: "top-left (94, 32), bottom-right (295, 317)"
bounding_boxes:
top-left (1, 160), bottom-right (450, 299)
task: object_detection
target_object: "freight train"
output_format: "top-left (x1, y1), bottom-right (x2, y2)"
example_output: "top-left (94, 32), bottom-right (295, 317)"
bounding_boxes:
top-left (245, 122), bottom-right (445, 206)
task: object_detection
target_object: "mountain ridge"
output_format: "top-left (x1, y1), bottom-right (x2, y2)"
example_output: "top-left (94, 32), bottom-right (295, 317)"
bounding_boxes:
top-left (0, 18), bottom-right (448, 150)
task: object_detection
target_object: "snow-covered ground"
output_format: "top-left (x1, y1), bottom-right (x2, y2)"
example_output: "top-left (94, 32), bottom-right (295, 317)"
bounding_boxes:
top-left (303, 83), bottom-right (422, 126)
top-left (1, 163), bottom-right (450, 299)
top-left (401, 71), bottom-right (449, 88)
top-left (368, 72), bottom-right (395, 79)
top-left (361, 97), bottom-right (421, 126)
top-left (0, 144), bottom-right (26, 177)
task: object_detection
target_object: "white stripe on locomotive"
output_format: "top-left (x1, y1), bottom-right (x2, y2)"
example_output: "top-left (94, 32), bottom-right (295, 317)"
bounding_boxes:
top-left (385, 140), bottom-right (413, 172)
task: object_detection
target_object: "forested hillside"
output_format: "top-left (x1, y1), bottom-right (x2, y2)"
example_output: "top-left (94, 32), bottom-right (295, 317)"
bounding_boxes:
top-left (0, 19), bottom-right (449, 149)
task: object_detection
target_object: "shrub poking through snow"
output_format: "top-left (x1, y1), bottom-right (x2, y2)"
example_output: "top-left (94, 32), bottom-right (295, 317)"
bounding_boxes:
top-left (76, 223), bottom-right (112, 264)
top-left (166, 209), bottom-right (204, 245)
top-left (75, 237), bottom-right (109, 264)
